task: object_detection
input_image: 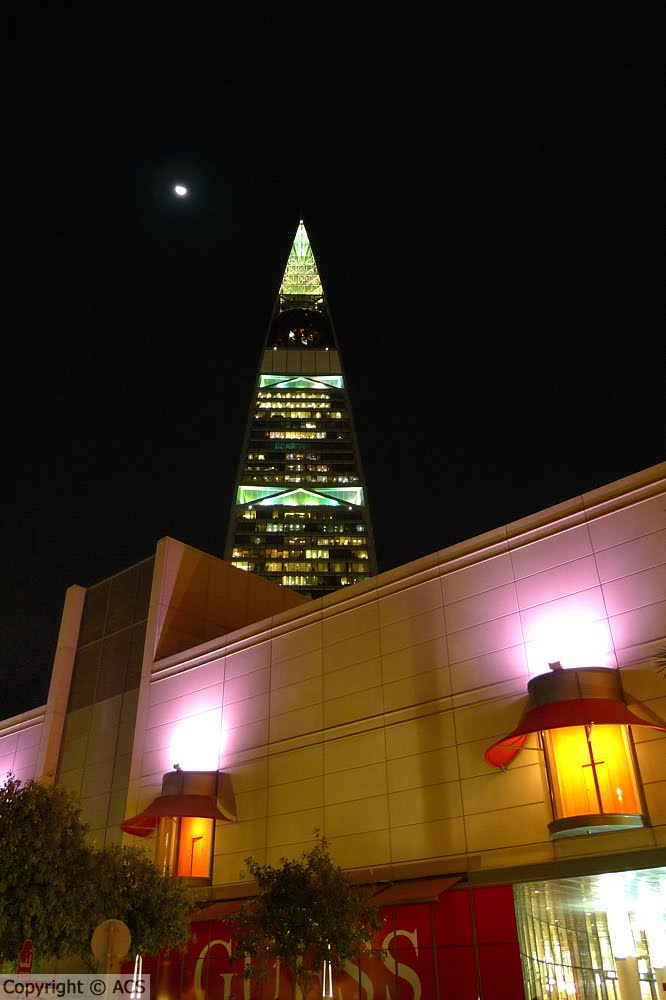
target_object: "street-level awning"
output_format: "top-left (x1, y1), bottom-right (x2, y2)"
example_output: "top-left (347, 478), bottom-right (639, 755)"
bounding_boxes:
top-left (485, 697), bottom-right (666, 770)
top-left (373, 876), bottom-right (462, 905)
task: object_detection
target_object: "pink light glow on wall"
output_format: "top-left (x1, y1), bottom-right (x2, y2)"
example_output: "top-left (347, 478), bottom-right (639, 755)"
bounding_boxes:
top-left (525, 609), bottom-right (615, 676)
top-left (169, 709), bottom-right (223, 771)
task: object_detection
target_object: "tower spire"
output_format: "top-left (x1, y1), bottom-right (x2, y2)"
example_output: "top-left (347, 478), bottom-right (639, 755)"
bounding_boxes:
top-left (224, 221), bottom-right (377, 598)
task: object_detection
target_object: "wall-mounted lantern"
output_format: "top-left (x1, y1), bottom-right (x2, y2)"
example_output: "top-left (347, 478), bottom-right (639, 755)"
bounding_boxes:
top-left (485, 666), bottom-right (666, 840)
top-left (120, 769), bottom-right (237, 884)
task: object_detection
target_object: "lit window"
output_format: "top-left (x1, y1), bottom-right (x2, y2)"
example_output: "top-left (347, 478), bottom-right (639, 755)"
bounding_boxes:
top-left (155, 816), bottom-right (214, 880)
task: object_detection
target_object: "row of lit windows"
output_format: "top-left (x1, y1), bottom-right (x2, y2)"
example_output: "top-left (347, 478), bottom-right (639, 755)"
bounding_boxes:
top-left (257, 400), bottom-right (332, 410)
top-left (256, 410), bottom-right (344, 420)
top-left (257, 391), bottom-right (333, 400)
top-left (267, 431), bottom-right (328, 440)
top-left (244, 474), bottom-right (358, 484)
top-left (277, 574), bottom-right (368, 588)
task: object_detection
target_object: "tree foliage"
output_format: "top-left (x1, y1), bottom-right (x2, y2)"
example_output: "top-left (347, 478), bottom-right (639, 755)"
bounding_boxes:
top-left (0, 776), bottom-right (191, 967)
top-left (231, 831), bottom-right (383, 996)
top-left (656, 644), bottom-right (666, 679)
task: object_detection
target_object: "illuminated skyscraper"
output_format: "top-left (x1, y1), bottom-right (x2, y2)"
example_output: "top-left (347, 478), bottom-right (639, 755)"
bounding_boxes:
top-left (224, 220), bottom-right (377, 598)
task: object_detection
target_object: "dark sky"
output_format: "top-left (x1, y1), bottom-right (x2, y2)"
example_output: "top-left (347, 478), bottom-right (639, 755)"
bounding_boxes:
top-left (2, 11), bottom-right (664, 720)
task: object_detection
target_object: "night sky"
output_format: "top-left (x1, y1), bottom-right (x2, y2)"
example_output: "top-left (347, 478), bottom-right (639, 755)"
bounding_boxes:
top-left (2, 11), bottom-right (664, 720)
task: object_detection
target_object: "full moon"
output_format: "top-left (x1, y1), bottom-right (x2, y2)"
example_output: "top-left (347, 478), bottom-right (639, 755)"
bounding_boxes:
top-left (174, 184), bottom-right (188, 196)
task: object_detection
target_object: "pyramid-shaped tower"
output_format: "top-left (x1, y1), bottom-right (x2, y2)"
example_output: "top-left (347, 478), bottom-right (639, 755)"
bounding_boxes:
top-left (224, 221), bottom-right (377, 599)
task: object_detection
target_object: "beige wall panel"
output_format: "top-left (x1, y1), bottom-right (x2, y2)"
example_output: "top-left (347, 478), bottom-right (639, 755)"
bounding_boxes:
top-left (323, 631), bottom-right (382, 673)
top-left (272, 622), bottom-right (323, 664)
top-left (81, 792), bottom-right (112, 831)
top-left (82, 755), bottom-right (115, 797)
top-left (378, 578), bottom-right (444, 628)
top-left (390, 816), bottom-right (467, 862)
top-left (223, 718), bottom-right (269, 758)
top-left (58, 734), bottom-right (90, 773)
top-left (269, 745), bottom-right (323, 785)
top-left (213, 848), bottom-right (260, 885)
top-left (464, 802), bottom-right (550, 852)
top-left (519, 587), bottom-right (608, 642)
top-left (324, 687), bottom-right (385, 729)
top-left (389, 780), bottom-right (463, 826)
top-left (324, 658), bottom-right (382, 701)
top-left (384, 668), bottom-right (452, 713)
top-left (454, 694), bottom-right (528, 745)
top-left (553, 826), bottom-right (656, 860)
top-left (445, 583), bottom-right (519, 634)
top-left (17, 725), bottom-right (43, 749)
top-left (441, 553), bottom-right (514, 605)
top-left (9, 765), bottom-right (41, 784)
top-left (323, 602), bottom-right (380, 644)
top-left (447, 613), bottom-right (523, 664)
top-left (329, 829), bottom-right (392, 870)
top-left (270, 675), bottom-right (322, 717)
top-left (510, 524), bottom-right (594, 579)
top-left (223, 694), bottom-right (269, 729)
top-left (325, 794), bottom-right (389, 838)
top-left (588, 493), bottom-right (666, 550)
top-left (224, 667), bottom-right (270, 705)
top-left (223, 817), bottom-right (269, 855)
top-left (387, 746), bottom-right (460, 793)
top-left (149, 659), bottom-right (222, 706)
top-left (325, 762), bottom-right (388, 806)
top-left (381, 636), bottom-right (448, 684)
top-left (449, 643), bottom-right (528, 696)
top-left (456, 735), bottom-right (539, 780)
top-left (380, 607), bottom-right (446, 656)
top-left (267, 809), bottom-right (324, 849)
top-left (235, 787), bottom-right (268, 822)
top-left (142, 720), bottom-right (179, 754)
top-left (610, 600), bottom-right (666, 652)
top-left (595, 529), bottom-right (666, 583)
top-left (140, 746), bottom-right (177, 778)
top-left (225, 640), bottom-right (272, 679)
top-left (267, 776), bottom-right (323, 816)
top-left (603, 564), bottom-right (666, 617)
top-left (231, 757), bottom-right (269, 794)
top-left (269, 704), bottom-right (323, 744)
top-left (146, 683), bottom-right (224, 729)
top-left (111, 752), bottom-right (131, 791)
top-left (461, 761), bottom-right (545, 815)
top-left (634, 736), bottom-right (666, 783)
top-left (643, 780), bottom-right (666, 826)
top-left (62, 705), bottom-right (94, 742)
top-left (0, 733), bottom-right (19, 755)
top-left (271, 649), bottom-right (322, 689)
top-left (385, 712), bottom-right (456, 759)
top-left (107, 788), bottom-right (130, 828)
top-left (515, 556), bottom-right (601, 611)
top-left (56, 767), bottom-right (83, 796)
top-left (323, 729), bottom-right (386, 773)
top-left (10, 742), bottom-right (38, 770)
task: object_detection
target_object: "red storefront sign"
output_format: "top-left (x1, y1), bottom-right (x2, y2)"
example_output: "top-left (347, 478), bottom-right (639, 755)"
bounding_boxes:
top-left (16, 940), bottom-right (34, 975)
top-left (124, 885), bottom-right (524, 998)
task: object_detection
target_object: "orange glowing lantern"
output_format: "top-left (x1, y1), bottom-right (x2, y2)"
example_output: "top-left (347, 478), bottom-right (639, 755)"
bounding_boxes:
top-left (121, 769), bottom-right (237, 883)
top-left (485, 667), bottom-right (666, 839)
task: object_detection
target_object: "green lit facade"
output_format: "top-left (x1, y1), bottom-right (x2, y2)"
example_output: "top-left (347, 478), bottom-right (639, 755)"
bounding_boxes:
top-left (224, 221), bottom-right (377, 598)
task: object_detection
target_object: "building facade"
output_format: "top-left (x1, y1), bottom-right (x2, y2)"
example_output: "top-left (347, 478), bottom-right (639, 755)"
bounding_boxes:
top-left (224, 220), bottom-right (378, 599)
top-left (2, 462), bottom-right (665, 998)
